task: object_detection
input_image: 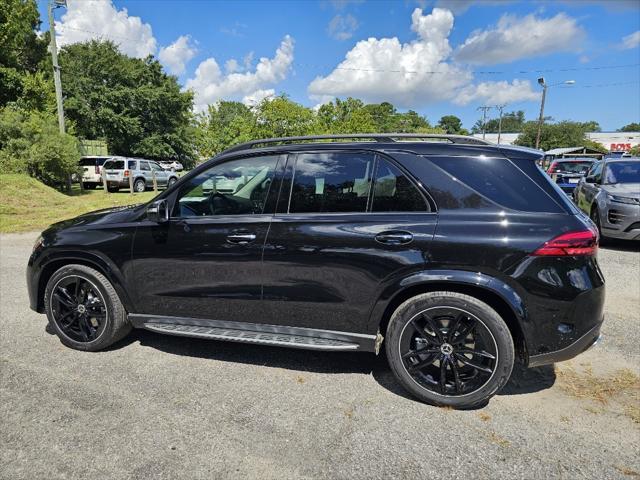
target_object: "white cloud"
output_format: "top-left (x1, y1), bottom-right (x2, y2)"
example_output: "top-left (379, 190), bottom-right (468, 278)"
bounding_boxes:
top-left (309, 8), bottom-right (473, 107)
top-left (454, 79), bottom-right (539, 106)
top-left (328, 14), bottom-right (359, 40)
top-left (308, 8), bottom-right (542, 109)
top-left (186, 36), bottom-right (294, 112)
top-left (242, 89), bottom-right (276, 106)
top-left (56, 0), bottom-right (157, 58)
top-left (620, 30), bottom-right (640, 50)
top-left (158, 35), bottom-right (197, 75)
top-left (455, 12), bottom-right (585, 65)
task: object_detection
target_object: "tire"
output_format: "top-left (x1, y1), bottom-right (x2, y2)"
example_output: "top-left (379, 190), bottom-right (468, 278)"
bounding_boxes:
top-left (107, 184), bottom-right (119, 193)
top-left (385, 291), bottom-right (514, 409)
top-left (168, 177), bottom-right (177, 187)
top-left (82, 182), bottom-right (95, 190)
top-left (590, 207), bottom-right (603, 239)
top-left (44, 264), bottom-right (131, 351)
top-left (134, 178), bottom-right (146, 193)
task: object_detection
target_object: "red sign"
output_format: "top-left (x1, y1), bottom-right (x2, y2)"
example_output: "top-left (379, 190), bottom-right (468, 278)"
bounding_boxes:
top-left (610, 143), bottom-right (632, 152)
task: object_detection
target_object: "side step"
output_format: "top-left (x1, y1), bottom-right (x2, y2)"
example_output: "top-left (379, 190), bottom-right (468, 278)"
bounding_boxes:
top-left (129, 314), bottom-right (375, 352)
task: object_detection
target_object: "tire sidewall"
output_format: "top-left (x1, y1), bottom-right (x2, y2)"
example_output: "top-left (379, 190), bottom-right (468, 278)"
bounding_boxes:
top-left (44, 266), bottom-right (122, 351)
top-left (385, 292), bottom-right (515, 408)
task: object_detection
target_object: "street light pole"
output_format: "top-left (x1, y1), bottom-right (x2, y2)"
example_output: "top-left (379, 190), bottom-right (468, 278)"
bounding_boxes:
top-left (477, 105), bottom-right (491, 140)
top-left (535, 77), bottom-right (575, 150)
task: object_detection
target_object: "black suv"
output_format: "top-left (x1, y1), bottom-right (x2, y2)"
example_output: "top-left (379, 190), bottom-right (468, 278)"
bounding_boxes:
top-left (27, 134), bottom-right (604, 408)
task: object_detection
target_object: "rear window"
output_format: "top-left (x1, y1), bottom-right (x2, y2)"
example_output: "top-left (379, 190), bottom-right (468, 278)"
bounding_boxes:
top-left (79, 157), bottom-right (110, 166)
top-left (104, 160), bottom-right (125, 170)
top-left (551, 161), bottom-right (592, 174)
top-left (428, 156), bottom-right (563, 213)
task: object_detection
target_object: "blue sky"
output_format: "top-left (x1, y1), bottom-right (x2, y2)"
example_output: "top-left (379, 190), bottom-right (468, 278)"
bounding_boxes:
top-left (40, 0), bottom-right (640, 131)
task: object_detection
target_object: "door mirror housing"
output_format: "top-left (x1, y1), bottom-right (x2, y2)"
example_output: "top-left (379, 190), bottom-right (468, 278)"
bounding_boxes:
top-left (585, 176), bottom-right (596, 184)
top-left (147, 199), bottom-right (169, 223)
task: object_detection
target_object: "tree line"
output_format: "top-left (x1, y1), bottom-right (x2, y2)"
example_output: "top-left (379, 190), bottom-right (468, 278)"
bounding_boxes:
top-left (1, 0), bottom-right (636, 190)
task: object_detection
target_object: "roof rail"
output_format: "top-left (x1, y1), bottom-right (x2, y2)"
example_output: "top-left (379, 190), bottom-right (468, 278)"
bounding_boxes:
top-left (222, 133), bottom-right (493, 154)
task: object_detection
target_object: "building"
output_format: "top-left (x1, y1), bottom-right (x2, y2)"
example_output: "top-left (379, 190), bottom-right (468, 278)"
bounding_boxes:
top-left (473, 132), bottom-right (640, 152)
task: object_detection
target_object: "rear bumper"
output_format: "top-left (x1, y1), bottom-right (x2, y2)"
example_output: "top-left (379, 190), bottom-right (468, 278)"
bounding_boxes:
top-left (528, 321), bottom-right (602, 367)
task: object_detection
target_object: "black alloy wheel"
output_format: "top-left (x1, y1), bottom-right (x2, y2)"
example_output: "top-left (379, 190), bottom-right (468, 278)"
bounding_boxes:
top-left (50, 275), bottom-right (107, 343)
top-left (590, 207), bottom-right (602, 237)
top-left (399, 306), bottom-right (497, 396)
top-left (45, 265), bottom-right (131, 351)
top-left (385, 292), bottom-right (514, 408)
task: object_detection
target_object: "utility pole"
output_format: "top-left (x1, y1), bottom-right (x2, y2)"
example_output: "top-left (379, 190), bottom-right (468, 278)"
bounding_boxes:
top-left (48, 0), bottom-right (73, 191)
top-left (496, 104), bottom-right (506, 145)
top-left (48, 0), bottom-right (65, 134)
top-left (477, 106), bottom-right (491, 140)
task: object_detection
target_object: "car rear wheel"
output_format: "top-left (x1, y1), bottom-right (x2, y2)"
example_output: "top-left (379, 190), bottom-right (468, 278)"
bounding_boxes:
top-left (385, 291), bottom-right (514, 409)
top-left (107, 184), bottom-right (119, 193)
top-left (590, 207), bottom-right (602, 238)
top-left (134, 178), bottom-right (146, 193)
top-left (44, 264), bottom-right (131, 351)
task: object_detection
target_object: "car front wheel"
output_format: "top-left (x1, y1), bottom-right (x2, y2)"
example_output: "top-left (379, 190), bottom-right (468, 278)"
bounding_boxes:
top-left (385, 291), bottom-right (514, 409)
top-left (44, 264), bottom-right (131, 351)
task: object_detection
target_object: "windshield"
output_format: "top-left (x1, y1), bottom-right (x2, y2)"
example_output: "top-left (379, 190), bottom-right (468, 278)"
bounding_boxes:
top-left (552, 161), bottom-right (592, 174)
top-left (603, 162), bottom-right (640, 185)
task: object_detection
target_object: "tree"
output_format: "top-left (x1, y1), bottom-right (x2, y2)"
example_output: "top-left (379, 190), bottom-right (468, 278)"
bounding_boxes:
top-left (58, 40), bottom-right (195, 166)
top-left (254, 95), bottom-right (318, 138)
top-left (0, 0), bottom-right (49, 107)
top-left (437, 115), bottom-right (467, 134)
top-left (619, 123), bottom-right (640, 132)
top-left (0, 106), bottom-right (80, 186)
top-left (194, 101), bottom-right (256, 158)
top-left (628, 145), bottom-right (640, 156)
top-left (514, 120), bottom-right (602, 151)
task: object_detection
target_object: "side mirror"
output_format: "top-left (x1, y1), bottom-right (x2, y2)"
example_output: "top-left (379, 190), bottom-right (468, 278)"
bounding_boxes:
top-left (585, 176), bottom-right (596, 184)
top-left (146, 199), bottom-right (169, 223)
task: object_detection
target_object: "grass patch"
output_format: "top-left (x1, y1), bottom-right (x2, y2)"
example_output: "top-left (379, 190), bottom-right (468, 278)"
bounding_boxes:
top-left (556, 365), bottom-right (640, 405)
top-left (0, 174), bottom-right (157, 233)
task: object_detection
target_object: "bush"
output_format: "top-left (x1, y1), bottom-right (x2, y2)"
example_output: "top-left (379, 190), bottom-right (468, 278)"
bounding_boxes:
top-left (0, 107), bottom-right (80, 187)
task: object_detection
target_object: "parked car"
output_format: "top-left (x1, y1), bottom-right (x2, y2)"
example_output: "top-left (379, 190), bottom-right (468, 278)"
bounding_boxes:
top-left (546, 158), bottom-right (593, 195)
top-left (574, 158), bottom-right (640, 240)
top-left (79, 156), bottom-right (112, 189)
top-left (27, 134), bottom-right (604, 409)
top-left (159, 160), bottom-right (184, 172)
top-left (102, 157), bottom-right (179, 192)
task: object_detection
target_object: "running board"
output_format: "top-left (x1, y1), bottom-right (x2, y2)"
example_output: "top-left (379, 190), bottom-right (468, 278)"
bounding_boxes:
top-left (128, 314), bottom-right (376, 352)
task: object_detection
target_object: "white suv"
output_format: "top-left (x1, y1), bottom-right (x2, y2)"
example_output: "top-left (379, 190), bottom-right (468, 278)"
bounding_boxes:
top-left (79, 156), bottom-right (112, 189)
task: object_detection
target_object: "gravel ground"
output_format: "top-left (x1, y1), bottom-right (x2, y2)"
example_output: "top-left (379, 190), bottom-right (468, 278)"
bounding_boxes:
top-left (1, 232), bottom-right (639, 480)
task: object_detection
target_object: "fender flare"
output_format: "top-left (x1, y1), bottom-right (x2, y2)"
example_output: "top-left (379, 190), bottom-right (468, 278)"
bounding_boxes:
top-left (367, 269), bottom-right (527, 334)
top-left (35, 250), bottom-right (134, 313)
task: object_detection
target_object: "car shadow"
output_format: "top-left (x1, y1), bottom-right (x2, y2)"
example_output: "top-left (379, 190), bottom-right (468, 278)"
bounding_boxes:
top-left (600, 238), bottom-right (640, 252)
top-left (109, 329), bottom-right (556, 405)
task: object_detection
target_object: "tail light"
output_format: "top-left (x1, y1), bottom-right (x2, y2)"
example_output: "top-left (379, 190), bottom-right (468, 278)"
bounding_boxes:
top-left (532, 230), bottom-right (598, 256)
top-left (124, 170), bottom-right (130, 177)
top-left (95, 165), bottom-right (100, 174)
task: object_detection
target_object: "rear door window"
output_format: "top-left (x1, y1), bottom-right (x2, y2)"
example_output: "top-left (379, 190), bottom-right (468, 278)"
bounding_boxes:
top-left (371, 158), bottom-right (429, 212)
top-left (289, 152), bottom-right (373, 213)
top-left (139, 161), bottom-right (150, 171)
top-left (127, 160), bottom-right (138, 170)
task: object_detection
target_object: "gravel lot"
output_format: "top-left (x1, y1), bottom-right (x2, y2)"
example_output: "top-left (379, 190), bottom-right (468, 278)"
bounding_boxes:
top-left (1, 232), bottom-right (639, 480)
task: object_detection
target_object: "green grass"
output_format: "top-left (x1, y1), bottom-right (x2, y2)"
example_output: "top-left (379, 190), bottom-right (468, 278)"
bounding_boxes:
top-left (0, 174), bottom-right (158, 233)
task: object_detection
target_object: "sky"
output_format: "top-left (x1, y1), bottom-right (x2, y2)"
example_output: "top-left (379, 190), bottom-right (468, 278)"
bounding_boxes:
top-left (38, 0), bottom-right (640, 131)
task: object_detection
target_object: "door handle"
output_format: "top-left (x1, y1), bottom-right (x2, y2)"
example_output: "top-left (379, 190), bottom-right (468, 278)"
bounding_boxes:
top-left (375, 231), bottom-right (413, 245)
top-left (226, 233), bottom-right (257, 244)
